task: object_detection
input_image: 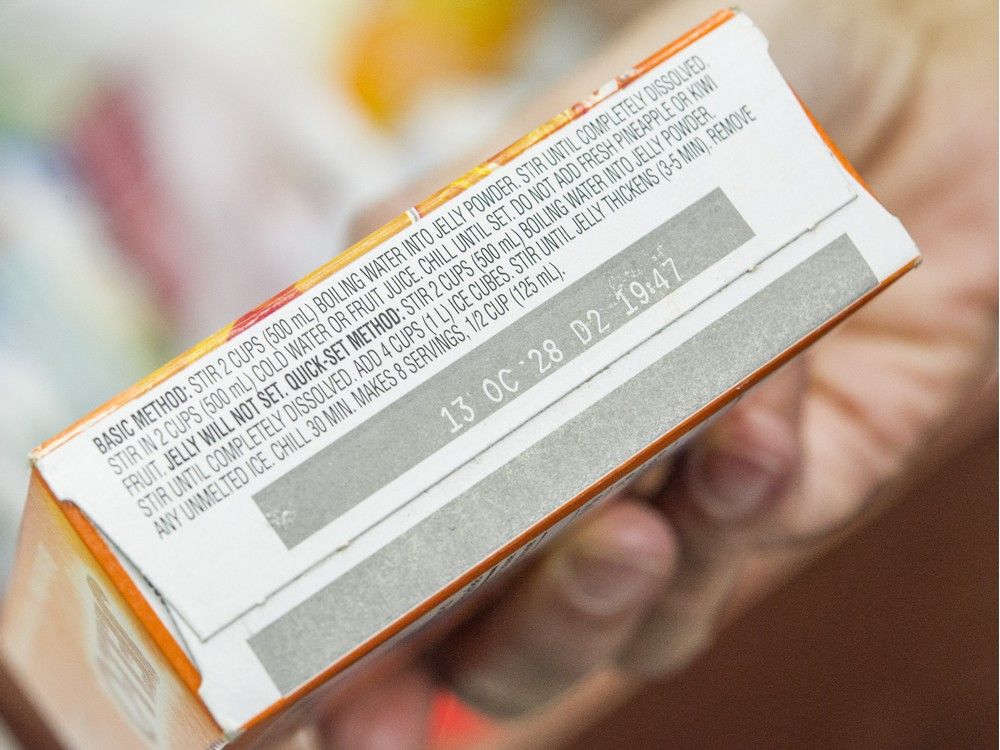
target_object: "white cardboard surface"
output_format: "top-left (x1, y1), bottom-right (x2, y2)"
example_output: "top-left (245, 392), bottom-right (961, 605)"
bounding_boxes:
top-left (35, 13), bottom-right (918, 729)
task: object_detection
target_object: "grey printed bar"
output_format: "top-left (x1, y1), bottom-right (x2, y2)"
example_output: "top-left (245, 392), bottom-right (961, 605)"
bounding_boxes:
top-left (249, 235), bottom-right (877, 694)
top-left (253, 188), bottom-right (753, 548)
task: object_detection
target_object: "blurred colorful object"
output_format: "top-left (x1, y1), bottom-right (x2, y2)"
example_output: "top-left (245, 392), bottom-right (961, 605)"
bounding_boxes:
top-left (0, 141), bottom-right (167, 578)
top-left (342, 0), bottom-right (537, 126)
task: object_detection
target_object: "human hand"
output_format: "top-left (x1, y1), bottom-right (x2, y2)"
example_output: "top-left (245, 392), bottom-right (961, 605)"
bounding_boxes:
top-left (318, 0), bottom-right (997, 745)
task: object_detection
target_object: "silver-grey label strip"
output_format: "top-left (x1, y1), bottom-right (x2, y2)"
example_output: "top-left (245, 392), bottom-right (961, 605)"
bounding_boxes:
top-left (253, 188), bottom-right (753, 548)
top-left (249, 234), bottom-right (876, 694)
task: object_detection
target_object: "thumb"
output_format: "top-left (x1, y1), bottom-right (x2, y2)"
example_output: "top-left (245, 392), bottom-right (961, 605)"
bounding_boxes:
top-left (759, 0), bottom-right (920, 168)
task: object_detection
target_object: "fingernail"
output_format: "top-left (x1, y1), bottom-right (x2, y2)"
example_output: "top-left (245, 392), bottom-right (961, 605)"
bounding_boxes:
top-left (688, 440), bottom-right (784, 522)
top-left (558, 548), bottom-right (660, 618)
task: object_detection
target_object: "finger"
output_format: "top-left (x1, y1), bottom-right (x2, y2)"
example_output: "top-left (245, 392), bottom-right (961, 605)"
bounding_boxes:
top-left (437, 499), bottom-right (678, 716)
top-left (619, 360), bottom-right (806, 677)
top-left (626, 454), bottom-right (674, 502)
top-left (671, 358), bottom-right (807, 553)
top-left (317, 667), bottom-right (435, 750)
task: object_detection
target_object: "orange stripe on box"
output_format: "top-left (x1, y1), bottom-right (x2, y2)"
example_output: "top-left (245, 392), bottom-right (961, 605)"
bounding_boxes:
top-left (36, 471), bottom-right (205, 695)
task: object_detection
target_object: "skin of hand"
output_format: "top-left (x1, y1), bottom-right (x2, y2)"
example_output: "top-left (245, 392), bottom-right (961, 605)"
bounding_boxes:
top-left (317, 0), bottom-right (998, 746)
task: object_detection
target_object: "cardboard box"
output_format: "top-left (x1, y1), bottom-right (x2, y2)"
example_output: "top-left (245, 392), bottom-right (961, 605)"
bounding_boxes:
top-left (1, 10), bottom-right (919, 748)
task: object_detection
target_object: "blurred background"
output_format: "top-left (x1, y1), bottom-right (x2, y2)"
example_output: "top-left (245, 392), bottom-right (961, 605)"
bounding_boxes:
top-left (0, 1), bottom-right (995, 748)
